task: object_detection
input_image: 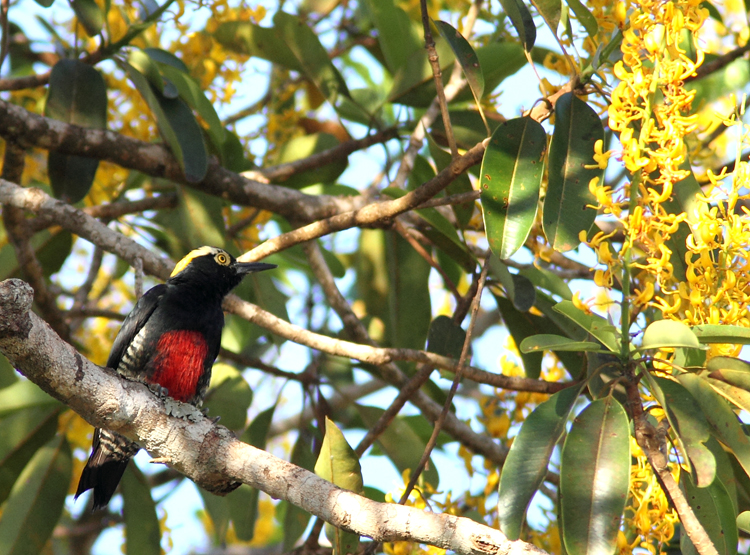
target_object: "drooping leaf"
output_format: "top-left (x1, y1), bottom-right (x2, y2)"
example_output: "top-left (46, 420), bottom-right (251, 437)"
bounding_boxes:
top-left (498, 386), bottom-right (581, 539)
top-left (426, 316), bottom-right (466, 360)
top-left (70, 0), bottom-right (103, 36)
top-left (0, 407), bottom-right (59, 505)
top-left (433, 20), bottom-right (484, 100)
top-left (520, 334), bottom-right (602, 353)
top-left (639, 319), bottom-right (705, 351)
top-left (531, 0), bottom-right (562, 34)
top-left (560, 397), bottom-right (630, 555)
top-left (677, 373), bottom-right (750, 481)
top-left (273, 11), bottom-right (350, 106)
top-left (543, 93), bottom-right (603, 252)
top-left (497, 0), bottom-right (537, 51)
top-left (565, 0), bottom-right (598, 36)
top-left (121, 465), bottom-right (161, 555)
top-left (128, 48), bottom-right (174, 97)
top-left (553, 300), bottom-right (619, 352)
top-left (480, 117), bottom-right (546, 260)
top-left (123, 61), bottom-right (208, 183)
top-left (45, 60), bottom-right (107, 203)
top-left (650, 376), bottom-right (715, 487)
top-left (0, 435), bottom-right (72, 555)
top-left (681, 473), bottom-right (738, 555)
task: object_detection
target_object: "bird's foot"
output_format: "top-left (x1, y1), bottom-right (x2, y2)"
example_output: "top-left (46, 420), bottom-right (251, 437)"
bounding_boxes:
top-left (148, 383), bottom-right (169, 399)
top-left (201, 406), bottom-right (221, 423)
top-left (164, 398), bottom-right (203, 422)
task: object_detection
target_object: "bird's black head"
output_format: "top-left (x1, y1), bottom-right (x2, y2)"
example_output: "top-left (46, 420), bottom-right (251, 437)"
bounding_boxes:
top-left (167, 246), bottom-right (276, 300)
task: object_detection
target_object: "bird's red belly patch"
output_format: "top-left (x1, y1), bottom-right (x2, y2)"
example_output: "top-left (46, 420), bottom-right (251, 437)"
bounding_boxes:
top-left (149, 330), bottom-right (208, 402)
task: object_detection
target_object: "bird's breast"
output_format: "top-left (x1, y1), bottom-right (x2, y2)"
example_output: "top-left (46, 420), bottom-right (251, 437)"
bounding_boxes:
top-left (149, 330), bottom-right (210, 402)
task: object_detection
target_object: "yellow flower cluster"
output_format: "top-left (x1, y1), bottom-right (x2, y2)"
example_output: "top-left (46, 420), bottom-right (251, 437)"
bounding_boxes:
top-left (619, 437), bottom-right (679, 554)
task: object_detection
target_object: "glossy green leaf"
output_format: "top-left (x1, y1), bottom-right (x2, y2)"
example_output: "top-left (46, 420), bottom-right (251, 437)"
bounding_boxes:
top-left (480, 117), bottom-right (546, 260)
top-left (553, 300), bottom-right (619, 352)
top-left (639, 319), bottom-right (705, 351)
top-left (677, 373), bottom-right (750, 481)
top-left (45, 60), bottom-right (106, 203)
top-left (273, 11), bottom-right (350, 105)
top-left (156, 63), bottom-right (225, 151)
top-left (693, 324), bottom-right (750, 344)
top-left (213, 21), bottom-right (302, 70)
top-left (498, 0), bottom-right (536, 50)
top-left (681, 473), bottom-right (738, 555)
top-left (434, 20), bottom-right (484, 100)
top-left (651, 376), bottom-right (715, 487)
top-left (560, 397), bottom-right (630, 555)
top-left (0, 407), bottom-right (59, 504)
top-left (123, 61), bottom-right (208, 182)
top-left (426, 316), bottom-right (466, 360)
top-left (70, 0), bottom-right (103, 36)
top-left (565, 0), bottom-right (598, 36)
top-left (358, 405), bottom-right (439, 488)
top-left (121, 465), bottom-right (161, 555)
top-left (498, 386), bottom-right (580, 539)
top-left (0, 380), bottom-right (60, 418)
top-left (543, 93), bottom-right (603, 252)
top-left (0, 435), bottom-right (72, 555)
top-left (203, 364), bottom-right (253, 430)
top-left (520, 334), bottom-right (602, 353)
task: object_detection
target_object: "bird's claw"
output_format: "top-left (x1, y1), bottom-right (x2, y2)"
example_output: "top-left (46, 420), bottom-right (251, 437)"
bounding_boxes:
top-left (148, 383), bottom-right (169, 399)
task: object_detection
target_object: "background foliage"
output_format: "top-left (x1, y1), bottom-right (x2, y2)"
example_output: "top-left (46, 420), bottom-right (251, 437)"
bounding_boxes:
top-left (1, 0), bottom-right (750, 553)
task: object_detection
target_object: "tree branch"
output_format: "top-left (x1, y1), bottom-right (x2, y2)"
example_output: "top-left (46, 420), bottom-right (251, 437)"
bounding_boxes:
top-left (0, 278), bottom-right (548, 555)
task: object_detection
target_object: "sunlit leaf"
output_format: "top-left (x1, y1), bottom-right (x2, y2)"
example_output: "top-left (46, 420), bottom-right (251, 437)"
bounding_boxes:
top-left (433, 20), bottom-right (484, 99)
top-left (498, 386), bottom-right (580, 539)
top-left (121, 465), bottom-right (160, 555)
top-left (639, 319), bottom-right (705, 351)
top-left (0, 435), bottom-right (71, 555)
top-left (543, 93), bottom-right (603, 252)
top-left (693, 324), bottom-right (750, 344)
top-left (0, 380), bottom-right (60, 418)
top-left (480, 117), bottom-right (546, 260)
top-left (520, 334), bottom-right (602, 353)
top-left (560, 397), bottom-right (629, 555)
top-left (552, 300), bottom-right (619, 352)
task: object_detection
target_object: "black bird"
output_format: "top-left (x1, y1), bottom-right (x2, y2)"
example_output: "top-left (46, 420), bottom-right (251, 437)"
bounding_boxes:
top-left (75, 246), bottom-right (275, 510)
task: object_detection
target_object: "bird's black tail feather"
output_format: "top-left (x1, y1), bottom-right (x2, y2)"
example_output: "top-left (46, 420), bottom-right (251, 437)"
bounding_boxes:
top-left (75, 428), bottom-right (139, 511)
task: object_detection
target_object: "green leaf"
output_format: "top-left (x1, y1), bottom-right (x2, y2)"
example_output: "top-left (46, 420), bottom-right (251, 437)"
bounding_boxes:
top-left (639, 319), bottom-right (705, 351)
top-left (0, 380), bottom-right (60, 418)
top-left (121, 465), bottom-right (161, 555)
top-left (365, 0), bottom-right (422, 75)
top-left (283, 429), bottom-right (316, 550)
top-left (543, 93), bottom-right (603, 252)
top-left (487, 258), bottom-right (536, 312)
top-left (433, 20), bottom-right (484, 100)
top-left (693, 324), bottom-right (750, 344)
top-left (0, 407), bottom-right (59, 504)
top-left (480, 117), bottom-right (546, 260)
top-left (45, 60), bottom-right (107, 203)
top-left (231, 405), bottom-right (278, 542)
top-left (198, 488), bottom-right (230, 544)
top-left (176, 187), bottom-right (226, 251)
top-left (520, 334), bottom-right (602, 353)
top-left (358, 406), bottom-right (439, 488)
top-left (531, 0), bottom-right (562, 34)
top-left (565, 0), bottom-right (598, 37)
top-left (553, 300), bottom-right (619, 352)
top-left (123, 61), bottom-right (208, 183)
top-left (519, 265), bottom-right (572, 300)
top-left (36, 230), bottom-right (72, 278)
top-left (651, 376), bottom-right (715, 487)
top-left (560, 397), bottom-right (630, 555)
top-left (681, 473), bottom-right (738, 555)
top-left (498, 0), bottom-right (536, 50)
top-left (677, 373), bottom-right (750, 482)
top-left (273, 133), bottom-right (347, 188)
top-left (498, 386), bottom-right (581, 539)
top-left (128, 48), bottom-right (172, 97)
top-left (0, 435), bottom-right (72, 555)
top-left (70, 0), bottom-right (103, 36)
top-left (203, 364), bottom-right (253, 430)
top-left (142, 47), bottom-right (189, 73)
top-left (214, 21), bottom-right (302, 70)
top-left (707, 377), bottom-right (750, 413)
top-left (737, 511), bottom-right (750, 534)
top-left (273, 12), bottom-right (350, 105)
top-left (426, 316), bottom-right (466, 360)
top-left (707, 356), bottom-right (750, 390)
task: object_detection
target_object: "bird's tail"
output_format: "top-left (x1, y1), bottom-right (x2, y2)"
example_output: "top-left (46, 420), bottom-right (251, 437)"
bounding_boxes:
top-left (75, 428), bottom-right (140, 511)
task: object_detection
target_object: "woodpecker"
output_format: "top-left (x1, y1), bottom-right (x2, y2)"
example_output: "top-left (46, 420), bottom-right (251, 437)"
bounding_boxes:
top-left (75, 246), bottom-right (276, 510)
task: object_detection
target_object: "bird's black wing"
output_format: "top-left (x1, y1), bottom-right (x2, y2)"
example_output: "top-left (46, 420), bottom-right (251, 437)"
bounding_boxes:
top-left (106, 284), bottom-right (167, 369)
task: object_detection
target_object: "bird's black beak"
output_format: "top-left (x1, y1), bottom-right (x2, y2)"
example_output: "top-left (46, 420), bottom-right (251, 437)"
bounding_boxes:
top-left (233, 261), bottom-right (277, 275)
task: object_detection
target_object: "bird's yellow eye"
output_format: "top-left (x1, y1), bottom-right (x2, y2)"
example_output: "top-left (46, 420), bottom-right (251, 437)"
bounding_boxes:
top-left (215, 253), bottom-right (230, 266)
